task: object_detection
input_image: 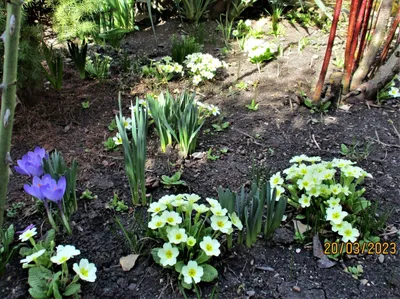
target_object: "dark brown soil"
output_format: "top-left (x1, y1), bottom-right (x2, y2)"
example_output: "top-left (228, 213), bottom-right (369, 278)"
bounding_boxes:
top-left (1, 19), bottom-right (399, 299)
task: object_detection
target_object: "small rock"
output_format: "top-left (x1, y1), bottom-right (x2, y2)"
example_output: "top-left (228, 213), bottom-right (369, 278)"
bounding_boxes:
top-left (246, 290), bottom-right (256, 297)
top-left (128, 283), bottom-right (137, 291)
top-left (293, 286), bottom-right (301, 292)
top-left (378, 254), bottom-right (384, 263)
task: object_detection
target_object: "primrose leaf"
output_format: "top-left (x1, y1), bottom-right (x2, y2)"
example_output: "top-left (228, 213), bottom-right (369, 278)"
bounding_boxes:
top-left (174, 261), bottom-right (184, 273)
top-left (63, 283), bottom-right (81, 296)
top-left (28, 287), bottom-right (48, 299)
top-left (201, 264), bottom-right (218, 282)
top-left (181, 280), bottom-right (192, 290)
top-left (151, 248), bottom-right (161, 265)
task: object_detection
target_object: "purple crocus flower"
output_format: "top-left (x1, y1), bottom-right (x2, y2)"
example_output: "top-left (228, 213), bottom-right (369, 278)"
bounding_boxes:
top-left (40, 174), bottom-right (67, 204)
top-left (14, 147), bottom-right (48, 177)
top-left (24, 176), bottom-right (46, 200)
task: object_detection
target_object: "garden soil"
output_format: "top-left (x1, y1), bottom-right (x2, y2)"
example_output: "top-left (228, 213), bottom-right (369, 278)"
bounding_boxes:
top-left (0, 19), bottom-right (399, 299)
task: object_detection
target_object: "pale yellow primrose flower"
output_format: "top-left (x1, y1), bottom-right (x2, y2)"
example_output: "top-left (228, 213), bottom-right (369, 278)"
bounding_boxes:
top-left (20, 249), bottom-right (46, 267)
top-left (297, 178), bottom-right (313, 191)
top-left (159, 194), bottom-right (176, 205)
top-left (113, 133), bottom-right (122, 145)
top-left (73, 259), bottom-right (97, 282)
top-left (298, 194), bottom-right (311, 208)
top-left (19, 227), bottom-right (37, 242)
top-left (161, 211), bottom-right (182, 226)
top-left (200, 236), bottom-right (221, 256)
top-left (182, 261), bottom-right (204, 285)
top-left (51, 245), bottom-right (81, 265)
top-left (211, 206), bottom-right (228, 216)
top-left (331, 220), bottom-right (349, 233)
top-left (326, 205), bottom-right (348, 224)
top-left (193, 203), bottom-right (209, 214)
top-left (229, 212), bottom-right (243, 230)
top-left (147, 202), bottom-right (167, 215)
top-left (308, 186), bottom-right (321, 198)
top-left (206, 198), bottom-right (221, 209)
top-left (330, 184), bottom-right (342, 195)
top-left (121, 116), bottom-right (132, 130)
top-left (171, 198), bottom-right (187, 207)
top-left (210, 215), bottom-right (232, 233)
top-left (289, 154), bottom-right (309, 163)
top-left (297, 163), bottom-right (309, 176)
top-left (148, 215), bottom-right (166, 229)
top-left (327, 197), bottom-right (340, 207)
top-left (184, 193), bottom-right (201, 204)
top-left (158, 243), bottom-right (179, 266)
top-left (338, 222), bottom-right (360, 243)
top-left (167, 227), bottom-right (188, 244)
top-left (187, 236), bottom-right (197, 247)
top-left (270, 172), bottom-right (284, 187)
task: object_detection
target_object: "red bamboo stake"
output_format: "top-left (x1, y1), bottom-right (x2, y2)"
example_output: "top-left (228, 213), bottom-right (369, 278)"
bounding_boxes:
top-left (312, 0), bottom-right (343, 102)
top-left (348, 0), bottom-right (368, 75)
top-left (342, 0), bottom-right (361, 93)
top-left (355, 0), bottom-right (374, 68)
top-left (379, 8), bottom-right (400, 64)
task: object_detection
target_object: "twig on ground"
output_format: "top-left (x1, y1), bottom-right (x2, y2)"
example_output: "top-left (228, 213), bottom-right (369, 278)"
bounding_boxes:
top-left (388, 119), bottom-right (400, 141)
top-left (379, 229), bottom-right (399, 237)
top-left (232, 127), bottom-right (264, 146)
top-left (311, 134), bottom-right (321, 150)
top-left (369, 129), bottom-right (400, 148)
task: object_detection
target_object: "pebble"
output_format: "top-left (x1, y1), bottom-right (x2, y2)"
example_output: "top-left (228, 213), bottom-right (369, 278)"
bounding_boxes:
top-left (293, 286), bottom-right (301, 292)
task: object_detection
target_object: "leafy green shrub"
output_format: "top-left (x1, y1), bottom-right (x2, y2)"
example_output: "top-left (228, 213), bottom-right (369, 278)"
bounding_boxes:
top-left (149, 193), bottom-right (243, 291)
top-left (171, 35), bottom-right (202, 65)
top-left (277, 155), bottom-right (375, 243)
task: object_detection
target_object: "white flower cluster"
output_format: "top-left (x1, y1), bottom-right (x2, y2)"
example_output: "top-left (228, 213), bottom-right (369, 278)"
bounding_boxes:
top-left (275, 155), bottom-right (373, 243)
top-left (243, 37), bottom-right (278, 63)
top-left (148, 193), bottom-right (242, 285)
top-left (196, 101), bottom-right (220, 117)
top-left (155, 56), bottom-right (184, 77)
top-left (183, 53), bottom-right (228, 85)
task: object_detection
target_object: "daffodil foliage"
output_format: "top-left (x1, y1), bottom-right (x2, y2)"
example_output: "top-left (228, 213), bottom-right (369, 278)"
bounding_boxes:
top-left (149, 193), bottom-right (243, 290)
top-left (274, 155), bottom-right (375, 244)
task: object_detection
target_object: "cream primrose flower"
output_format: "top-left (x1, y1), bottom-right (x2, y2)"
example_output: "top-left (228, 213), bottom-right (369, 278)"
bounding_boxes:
top-left (283, 164), bottom-right (299, 179)
top-left (148, 215), bottom-right (166, 229)
top-left (298, 194), bottom-right (311, 208)
top-left (270, 172), bottom-right (284, 187)
top-left (171, 197), bottom-right (187, 207)
top-left (304, 156), bottom-right (322, 163)
top-left (208, 104), bottom-right (220, 116)
top-left (113, 133), bottom-right (122, 145)
top-left (388, 87), bottom-right (400, 97)
top-left (193, 75), bottom-right (202, 85)
top-left (321, 169), bottom-right (336, 180)
top-left (210, 215), bottom-right (232, 233)
top-left (274, 185), bottom-right (285, 201)
top-left (338, 222), bottom-right (360, 243)
top-left (157, 242), bottom-right (179, 266)
top-left (330, 184), bottom-right (342, 195)
top-left (289, 154), bottom-right (309, 163)
top-left (51, 245), bottom-right (81, 265)
top-left (326, 205), bottom-right (348, 225)
top-left (200, 236), bottom-right (221, 256)
top-left (121, 117), bottom-right (132, 130)
top-left (73, 259), bottom-right (97, 282)
top-left (159, 194), bottom-right (176, 205)
top-left (182, 261), bottom-right (204, 285)
top-left (307, 185), bottom-right (321, 198)
top-left (244, 19), bottom-right (252, 27)
top-left (187, 236), bottom-right (196, 247)
top-left (327, 197), bottom-right (340, 207)
top-left (331, 220), bottom-right (349, 233)
top-left (341, 185), bottom-right (351, 196)
top-left (342, 165), bottom-right (363, 178)
top-left (319, 184), bottom-right (332, 197)
top-left (229, 212), bottom-right (243, 230)
top-left (148, 202), bottom-right (167, 215)
top-left (193, 203), bottom-right (209, 214)
top-left (297, 178), bottom-right (314, 191)
top-left (332, 158), bottom-right (355, 168)
top-left (20, 249), bottom-right (46, 266)
top-left (297, 163), bottom-right (309, 176)
top-left (161, 211), bottom-right (182, 226)
top-left (167, 227), bottom-right (188, 244)
top-left (184, 193), bottom-right (201, 204)
top-left (206, 198), bottom-right (221, 209)
top-left (19, 227), bottom-right (37, 242)
top-left (211, 206), bottom-right (228, 216)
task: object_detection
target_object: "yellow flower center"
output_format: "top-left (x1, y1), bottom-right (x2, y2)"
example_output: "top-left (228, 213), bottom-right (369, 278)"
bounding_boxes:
top-left (217, 221), bottom-right (224, 228)
top-left (156, 221), bottom-right (163, 227)
top-left (165, 250), bottom-right (173, 259)
top-left (332, 212), bottom-right (340, 220)
top-left (167, 217), bottom-right (174, 223)
top-left (155, 207), bottom-right (160, 212)
top-left (80, 268), bottom-right (89, 277)
top-left (60, 256), bottom-right (68, 263)
top-left (344, 229), bottom-right (352, 237)
top-left (188, 269), bottom-right (196, 277)
top-left (175, 233), bottom-right (182, 240)
top-left (206, 244), bottom-right (213, 251)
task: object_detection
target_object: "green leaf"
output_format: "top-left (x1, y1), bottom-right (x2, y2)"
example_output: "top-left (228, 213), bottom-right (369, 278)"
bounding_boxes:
top-left (181, 280), bottom-right (192, 290)
top-left (28, 287), bottom-right (48, 299)
top-left (63, 283), bottom-right (81, 296)
top-left (28, 267), bottom-right (52, 289)
top-left (174, 261), bottom-right (184, 273)
top-left (201, 264), bottom-right (218, 282)
top-left (341, 144), bottom-right (348, 154)
top-left (296, 214), bottom-right (306, 220)
top-left (52, 282), bottom-right (62, 299)
top-left (151, 248), bottom-right (161, 265)
top-left (195, 251), bottom-right (211, 264)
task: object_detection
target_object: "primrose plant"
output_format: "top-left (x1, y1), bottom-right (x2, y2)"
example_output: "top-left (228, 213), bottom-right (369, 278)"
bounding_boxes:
top-left (142, 56), bottom-right (184, 84)
top-left (183, 53), bottom-right (227, 85)
top-left (18, 225), bottom-right (96, 299)
top-left (243, 37), bottom-right (279, 72)
top-left (15, 147), bottom-right (78, 234)
top-left (276, 155), bottom-right (373, 243)
top-left (149, 193), bottom-right (242, 292)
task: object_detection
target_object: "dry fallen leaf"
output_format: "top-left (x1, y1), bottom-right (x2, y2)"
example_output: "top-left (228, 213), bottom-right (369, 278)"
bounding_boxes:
top-left (313, 235), bottom-right (336, 269)
top-left (120, 254), bottom-right (139, 271)
top-left (293, 220), bottom-right (309, 235)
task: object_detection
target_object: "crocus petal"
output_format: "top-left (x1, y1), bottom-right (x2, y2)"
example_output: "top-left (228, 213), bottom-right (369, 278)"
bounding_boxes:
top-left (58, 177), bottom-right (67, 194)
top-left (14, 165), bottom-right (29, 175)
top-left (24, 184), bottom-right (44, 200)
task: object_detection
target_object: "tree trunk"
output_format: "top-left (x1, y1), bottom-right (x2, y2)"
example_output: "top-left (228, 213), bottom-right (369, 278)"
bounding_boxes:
top-left (343, 44), bottom-right (400, 103)
top-left (350, 0), bottom-right (393, 90)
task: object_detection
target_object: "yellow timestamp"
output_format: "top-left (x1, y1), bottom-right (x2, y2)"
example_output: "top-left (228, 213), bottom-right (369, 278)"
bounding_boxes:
top-left (324, 241), bottom-right (397, 255)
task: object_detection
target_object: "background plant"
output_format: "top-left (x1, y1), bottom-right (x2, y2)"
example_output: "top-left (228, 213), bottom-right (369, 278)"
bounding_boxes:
top-left (41, 42), bottom-right (63, 91)
top-left (173, 0), bottom-right (213, 24)
top-left (243, 37), bottom-right (279, 72)
top-left (161, 171), bottom-right (187, 188)
top-left (116, 94), bottom-right (148, 205)
top-left (67, 40), bottom-right (88, 79)
top-left (0, 225), bottom-right (18, 275)
top-left (171, 35), bottom-right (202, 65)
top-left (183, 53), bottom-right (227, 85)
top-left (142, 56), bottom-right (184, 84)
top-left (85, 53), bottom-right (112, 80)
